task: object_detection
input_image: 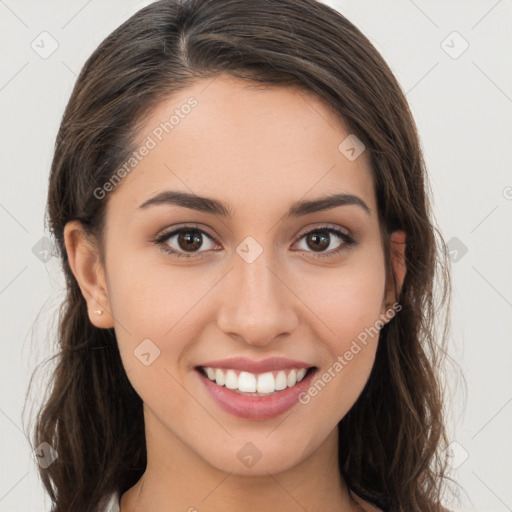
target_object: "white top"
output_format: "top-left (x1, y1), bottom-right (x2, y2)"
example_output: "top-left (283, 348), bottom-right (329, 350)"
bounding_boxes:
top-left (98, 489), bottom-right (383, 511)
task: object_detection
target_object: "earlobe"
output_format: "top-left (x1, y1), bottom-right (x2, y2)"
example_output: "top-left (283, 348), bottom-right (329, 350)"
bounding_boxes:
top-left (63, 220), bottom-right (114, 329)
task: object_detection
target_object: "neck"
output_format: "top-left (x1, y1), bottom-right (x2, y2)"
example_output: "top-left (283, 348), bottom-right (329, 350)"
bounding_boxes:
top-left (121, 406), bottom-right (362, 512)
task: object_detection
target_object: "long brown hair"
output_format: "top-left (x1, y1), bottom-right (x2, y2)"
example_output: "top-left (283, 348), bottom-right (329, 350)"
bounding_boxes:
top-left (25, 0), bottom-right (453, 510)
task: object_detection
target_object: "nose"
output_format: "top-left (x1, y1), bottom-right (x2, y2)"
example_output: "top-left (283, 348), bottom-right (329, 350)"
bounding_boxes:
top-left (216, 249), bottom-right (298, 347)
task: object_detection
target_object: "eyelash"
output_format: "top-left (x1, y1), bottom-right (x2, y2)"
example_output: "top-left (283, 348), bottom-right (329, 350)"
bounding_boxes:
top-left (152, 223), bottom-right (357, 261)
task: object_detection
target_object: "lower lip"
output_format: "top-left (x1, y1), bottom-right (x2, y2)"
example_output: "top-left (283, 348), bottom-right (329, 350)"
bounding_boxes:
top-left (197, 368), bottom-right (317, 421)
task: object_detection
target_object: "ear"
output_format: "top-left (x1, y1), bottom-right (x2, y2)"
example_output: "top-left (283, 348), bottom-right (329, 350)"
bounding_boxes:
top-left (63, 220), bottom-right (114, 329)
top-left (381, 230), bottom-right (407, 318)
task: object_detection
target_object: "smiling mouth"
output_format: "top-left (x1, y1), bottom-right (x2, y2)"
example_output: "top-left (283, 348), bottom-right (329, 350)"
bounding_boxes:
top-left (196, 366), bottom-right (317, 396)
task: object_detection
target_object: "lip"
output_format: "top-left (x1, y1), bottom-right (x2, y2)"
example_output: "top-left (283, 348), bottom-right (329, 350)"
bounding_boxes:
top-left (196, 366), bottom-right (317, 421)
top-left (197, 356), bottom-right (313, 374)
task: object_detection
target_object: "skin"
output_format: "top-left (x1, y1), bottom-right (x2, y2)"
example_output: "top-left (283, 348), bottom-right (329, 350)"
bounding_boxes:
top-left (64, 74), bottom-right (406, 512)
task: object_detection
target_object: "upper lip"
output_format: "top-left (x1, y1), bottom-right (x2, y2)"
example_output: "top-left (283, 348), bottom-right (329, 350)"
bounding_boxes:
top-left (197, 356), bottom-right (315, 374)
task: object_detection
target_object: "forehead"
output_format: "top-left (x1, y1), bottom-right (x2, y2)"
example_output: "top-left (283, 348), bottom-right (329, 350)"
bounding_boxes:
top-left (108, 74), bottom-right (375, 219)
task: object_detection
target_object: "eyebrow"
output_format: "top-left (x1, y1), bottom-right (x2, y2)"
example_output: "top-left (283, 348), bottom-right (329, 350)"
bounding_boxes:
top-left (137, 190), bottom-right (371, 218)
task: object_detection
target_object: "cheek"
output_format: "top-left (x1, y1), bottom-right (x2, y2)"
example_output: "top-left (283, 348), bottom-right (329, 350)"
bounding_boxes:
top-left (291, 251), bottom-right (386, 417)
top-left (295, 251), bottom-right (387, 355)
top-left (106, 246), bottom-right (196, 335)
top-left (104, 248), bottom-right (218, 390)
top-left (105, 260), bottom-right (193, 412)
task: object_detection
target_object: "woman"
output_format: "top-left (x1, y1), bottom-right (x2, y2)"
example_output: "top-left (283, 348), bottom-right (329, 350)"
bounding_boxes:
top-left (29, 0), bottom-right (453, 510)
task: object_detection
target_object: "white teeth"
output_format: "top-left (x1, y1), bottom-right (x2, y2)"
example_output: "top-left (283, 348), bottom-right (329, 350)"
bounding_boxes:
top-left (215, 368), bottom-right (225, 386)
top-left (202, 366), bottom-right (311, 394)
top-left (257, 372), bottom-right (275, 394)
top-left (275, 370), bottom-right (288, 391)
top-left (225, 369), bottom-right (238, 390)
top-left (238, 371), bottom-right (256, 392)
top-left (287, 369), bottom-right (297, 387)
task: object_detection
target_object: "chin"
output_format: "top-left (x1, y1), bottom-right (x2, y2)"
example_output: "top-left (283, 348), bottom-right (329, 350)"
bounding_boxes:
top-left (195, 429), bottom-right (320, 477)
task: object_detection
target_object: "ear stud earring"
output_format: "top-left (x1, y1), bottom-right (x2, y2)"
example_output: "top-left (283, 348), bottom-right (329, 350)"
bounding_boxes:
top-left (94, 309), bottom-right (103, 315)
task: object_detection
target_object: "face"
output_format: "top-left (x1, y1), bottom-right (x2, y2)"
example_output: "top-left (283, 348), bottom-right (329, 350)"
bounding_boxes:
top-left (66, 73), bottom-right (405, 476)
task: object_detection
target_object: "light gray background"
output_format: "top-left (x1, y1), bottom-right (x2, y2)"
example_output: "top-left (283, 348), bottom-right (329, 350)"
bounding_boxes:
top-left (1, 1), bottom-right (511, 511)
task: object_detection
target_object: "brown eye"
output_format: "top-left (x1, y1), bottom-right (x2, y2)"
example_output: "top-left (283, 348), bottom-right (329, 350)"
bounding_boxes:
top-left (175, 230), bottom-right (204, 252)
top-left (304, 231), bottom-right (330, 252)
top-left (155, 226), bottom-right (218, 259)
top-left (294, 226), bottom-right (356, 260)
